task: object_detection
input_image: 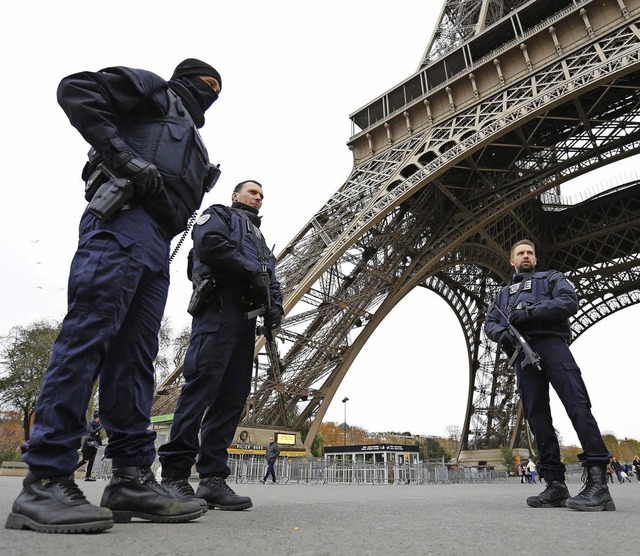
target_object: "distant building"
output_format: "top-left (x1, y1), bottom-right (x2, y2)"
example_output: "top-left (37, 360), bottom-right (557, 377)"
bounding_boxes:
top-left (323, 443), bottom-right (421, 484)
top-left (324, 443), bottom-right (420, 465)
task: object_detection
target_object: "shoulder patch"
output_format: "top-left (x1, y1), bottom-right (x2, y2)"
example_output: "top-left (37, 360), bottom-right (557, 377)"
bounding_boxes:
top-left (196, 214), bottom-right (211, 225)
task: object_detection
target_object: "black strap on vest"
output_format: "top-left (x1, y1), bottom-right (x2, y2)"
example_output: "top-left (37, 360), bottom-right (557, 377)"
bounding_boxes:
top-left (233, 208), bottom-right (272, 262)
top-left (507, 272), bottom-right (533, 312)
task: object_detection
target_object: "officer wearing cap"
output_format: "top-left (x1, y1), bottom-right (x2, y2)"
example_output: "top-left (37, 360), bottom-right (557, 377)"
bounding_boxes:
top-left (485, 239), bottom-right (615, 512)
top-left (6, 59), bottom-right (222, 534)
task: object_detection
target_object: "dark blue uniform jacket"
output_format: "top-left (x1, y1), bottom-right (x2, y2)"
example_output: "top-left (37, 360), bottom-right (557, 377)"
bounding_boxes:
top-left (190, 204), bottom-right (282, 332)
top-left (57, 66), bottom-right (213, 238)
top-left (485, 270), bottom-right (577, 342)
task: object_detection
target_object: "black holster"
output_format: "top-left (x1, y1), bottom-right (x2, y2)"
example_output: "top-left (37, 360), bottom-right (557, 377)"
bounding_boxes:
top-left (187, 271), bottom-right (217, 317)
top-left (85, 163), bottom-right (134, 222)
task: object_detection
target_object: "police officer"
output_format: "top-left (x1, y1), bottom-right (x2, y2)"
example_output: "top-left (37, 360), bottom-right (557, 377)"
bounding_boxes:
top-left (158, 180), bottom-right (283, 510)
top-left (6, 59), bottom-right (222, 534)
top-left (485, 239), bottom-right (615, 512)
top-left (75, 410), bottom-right (103, 482)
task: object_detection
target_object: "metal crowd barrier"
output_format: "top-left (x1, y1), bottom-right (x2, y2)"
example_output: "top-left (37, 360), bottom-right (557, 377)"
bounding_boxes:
top-left (87, 448), bottom-right (508, 485)
top-left (223, 455), bottom-right (508, 485)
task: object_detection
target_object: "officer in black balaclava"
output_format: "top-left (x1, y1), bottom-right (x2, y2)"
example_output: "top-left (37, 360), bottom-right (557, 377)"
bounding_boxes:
top-left (7, 59), bottom-right (222, 534)
top-left (169, 58), bottom-right (222, 127)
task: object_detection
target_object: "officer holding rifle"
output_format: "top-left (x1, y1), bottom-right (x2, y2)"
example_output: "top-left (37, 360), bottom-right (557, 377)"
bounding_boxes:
top-left (159, 180), bottom-right (283, 511)
top-left (484, 239), bottom-right (615, 512)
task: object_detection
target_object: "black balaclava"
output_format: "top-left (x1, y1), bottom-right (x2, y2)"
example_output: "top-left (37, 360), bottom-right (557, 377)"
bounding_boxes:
top-left (168, 58), bottom-right (222, 128)
top-left (171, 58), bottom-right (222, 89)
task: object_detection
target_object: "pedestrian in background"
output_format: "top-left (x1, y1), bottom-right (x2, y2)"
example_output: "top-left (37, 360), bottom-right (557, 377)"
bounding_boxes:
top-left (527, 459), bottom-right (537, 484)
top-left (75, 411), bottom-right (103, 481)
top-left (632, 456), bottom-right (640, 483)
top-left (606, 460), bottom-right (614, 484)
top-left (261, 436), bottom-right (281, 484)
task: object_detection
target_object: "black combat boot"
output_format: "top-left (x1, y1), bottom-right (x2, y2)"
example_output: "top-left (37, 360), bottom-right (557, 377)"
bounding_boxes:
top-left (5, 473), bottom-right (114, 533)
top-left (565, 465), bottom-right (616, 512)
top-left (161, 477), bottom-right (208, 511)
top-left (195, 476), bottom-right (253, 510)
top-left (526, 480), bottom-right (570, 508)
top-left (100, 466), bottom-right (205, 523)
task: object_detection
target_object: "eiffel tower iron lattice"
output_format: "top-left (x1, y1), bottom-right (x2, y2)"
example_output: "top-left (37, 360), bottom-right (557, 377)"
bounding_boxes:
top-left (153, 0), bottom-right (640, 456)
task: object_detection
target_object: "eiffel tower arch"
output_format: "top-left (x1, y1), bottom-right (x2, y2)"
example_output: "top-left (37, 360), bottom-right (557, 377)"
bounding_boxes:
top-left (155, 0), bottom-right (640, 458)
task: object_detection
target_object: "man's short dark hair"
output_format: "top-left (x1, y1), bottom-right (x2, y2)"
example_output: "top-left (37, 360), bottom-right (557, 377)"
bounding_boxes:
top-left (510, 238), bottom-right (535, 258)
top-left (234, 180), bottom-right (263, 194)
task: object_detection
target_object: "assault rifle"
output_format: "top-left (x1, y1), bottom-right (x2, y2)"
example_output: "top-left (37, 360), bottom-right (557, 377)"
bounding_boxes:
top-left (494, 304), bottom-right (542, 371)
top-left (245, 303), bottom-right (276, 343)
top-left (244, 248), bottom-right (276, 342)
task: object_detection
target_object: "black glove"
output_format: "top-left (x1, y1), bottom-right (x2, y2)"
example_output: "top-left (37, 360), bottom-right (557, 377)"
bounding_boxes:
top-left (111, 151), bottom-right (164, 200)
top-left (509, 306), bottom-right (533, 326)
top-left (249, 272), bottom-right (269, 305)
top-left (264, 306), bottom-right (283, 329)
top-left (499, 330), bottom-right (515, 357)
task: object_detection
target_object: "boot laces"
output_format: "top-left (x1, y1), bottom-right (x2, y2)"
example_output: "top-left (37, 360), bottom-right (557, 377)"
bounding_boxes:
top-left (138, 466), bottom-right (170, 495)
top-left (166, 478), bottom-right (195, 497)
top-left (54, 477), bottom-right (87, 502)
top-left (577, 468), bottom-right (597, 496)
top-left (212, 477), bottom-right (236, 495)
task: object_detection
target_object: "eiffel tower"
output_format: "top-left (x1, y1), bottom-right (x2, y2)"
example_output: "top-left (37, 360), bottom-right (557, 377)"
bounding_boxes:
top-left (154, 0), bottom-right (640, 458)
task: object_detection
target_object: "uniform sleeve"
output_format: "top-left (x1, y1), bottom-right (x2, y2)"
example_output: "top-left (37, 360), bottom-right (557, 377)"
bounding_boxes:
top-left (529, 272), bottom-right (578, 321)
top-left (193, 210), bottom-right (261, 280)
top-left (484, 296), bottom-right (507, 343)
top-left (57, 70), bottom-right (143, 160)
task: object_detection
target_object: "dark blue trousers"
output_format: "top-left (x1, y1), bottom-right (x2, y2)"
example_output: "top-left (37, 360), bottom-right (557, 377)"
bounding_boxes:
top-left (516, 336), bottom-right (611, 482)
top-left (22, 207), bottom-right (170, 477)
top-left (263, 461), bottom-right (276, 483)
top-left (158, 300), bottom-right (255, 479)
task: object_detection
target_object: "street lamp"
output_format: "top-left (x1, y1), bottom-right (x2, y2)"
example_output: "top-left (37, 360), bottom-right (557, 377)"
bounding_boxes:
top-left (342, 397), bottom-right (349, 445)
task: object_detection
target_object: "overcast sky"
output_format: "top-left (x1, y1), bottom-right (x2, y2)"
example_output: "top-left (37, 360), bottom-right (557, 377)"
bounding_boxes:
top-left (1, 1), bottom-right (638, 448)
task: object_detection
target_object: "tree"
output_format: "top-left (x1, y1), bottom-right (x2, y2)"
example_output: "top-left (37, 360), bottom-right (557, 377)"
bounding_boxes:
top-left (0, 320), bottom-right (60, 441)
top-left (560, 445), bottom-right (581, 464)
top-left (618, 438), bottom-right (640, 462)
top-left (601, 433), bottom-right (620, 459)
top-left (153, 318), bottom-right (192, 389)
top-left (445, 425), bottom-right (461, 457)
top-left (154, 317), bottom-right (176, 386)
top-left (0, 411), bottom-right (23, 462)
top-left (501, 446), bottom-right (516, 473)
top-left (318, 421), bottom-right (345, 447)
top-left (172, 325), bottom-right (191, 371)
top-left (300, 420), bottom-right (324, 457)
top-left (416, 436), bottom-right (452, 462)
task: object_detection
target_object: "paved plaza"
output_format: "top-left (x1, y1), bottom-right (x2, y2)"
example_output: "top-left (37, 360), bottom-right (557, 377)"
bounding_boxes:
top-left (0, 476), bottom-right (638, 555)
